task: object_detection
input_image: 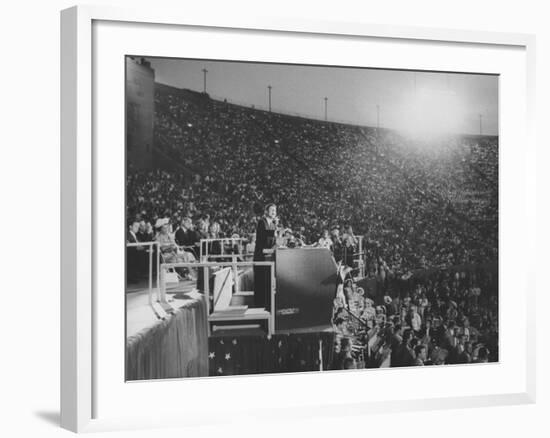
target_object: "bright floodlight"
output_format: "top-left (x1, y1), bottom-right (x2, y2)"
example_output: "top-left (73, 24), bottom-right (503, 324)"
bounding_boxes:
top-left (399, 88), bottom-right (464, 140)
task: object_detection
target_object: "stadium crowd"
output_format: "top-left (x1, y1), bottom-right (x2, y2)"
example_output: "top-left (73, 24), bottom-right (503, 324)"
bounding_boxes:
top-left (126, 84), bottom-right (499, 367)
top-left (331, 265), bottom-right (498, 368)
top-left (128, 84), bottom-right (497, 274)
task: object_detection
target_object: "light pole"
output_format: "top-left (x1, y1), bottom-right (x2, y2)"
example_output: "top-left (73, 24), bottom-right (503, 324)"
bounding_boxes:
top-left (268, 85), bottom-right (272, 112)
top-left (479, 114), bottom-right (483, 135)
top-left (324, 97), bottom-right (328, 121)
top-left (202, 68), bottom-right (208, 93)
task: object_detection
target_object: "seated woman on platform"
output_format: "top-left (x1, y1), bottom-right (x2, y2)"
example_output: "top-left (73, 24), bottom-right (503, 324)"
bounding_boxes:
top-left (155, 219), bottom-right (195, 279)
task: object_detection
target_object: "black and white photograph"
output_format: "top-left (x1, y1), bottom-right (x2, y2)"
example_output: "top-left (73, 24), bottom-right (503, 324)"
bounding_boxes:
top-left (125, 56), bottom-right (499, 381)
top-left (3, 0), bottom-right (548, 435)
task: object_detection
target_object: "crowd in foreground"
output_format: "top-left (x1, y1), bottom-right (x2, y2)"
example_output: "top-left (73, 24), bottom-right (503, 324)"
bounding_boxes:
top-left (331, 266), bottom-right (498, 368)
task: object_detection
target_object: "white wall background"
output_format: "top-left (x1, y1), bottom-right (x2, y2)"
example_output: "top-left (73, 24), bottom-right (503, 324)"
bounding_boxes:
top-left (0, 0), bottom-right (547, 436)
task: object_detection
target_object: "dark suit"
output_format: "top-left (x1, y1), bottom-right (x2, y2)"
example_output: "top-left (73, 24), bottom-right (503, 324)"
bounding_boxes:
top-left (174, 228), bottom-right (200, 247)
top-left (254, 217), bottom-right (277, 260)
top-left (392, 343), bottom-right (415, 367)
top-left (137, 231), bottom-right (154, 243)
top-left (126, 231), bottom-right (142, 283)
top-left (253, 217), bottom-right (277, 309)
top-left (332, 237), bottom-right (343, 263)
top-left (127, 230), bottom-right (139, 244)
top-left (175, 227), bottom-right (200, 259)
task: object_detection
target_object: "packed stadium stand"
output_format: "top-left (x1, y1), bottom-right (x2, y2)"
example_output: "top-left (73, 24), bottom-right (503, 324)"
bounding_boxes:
top-left (126, 81), bottom-right (500, 369)
top-left (127, 83), bottom-right (498, 275)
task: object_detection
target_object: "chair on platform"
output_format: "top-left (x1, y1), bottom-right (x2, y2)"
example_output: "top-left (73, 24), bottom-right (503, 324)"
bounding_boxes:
top-left (177, 244), bottom-right (199, 261)
top-left (159, 250), bottom-right (183, 284)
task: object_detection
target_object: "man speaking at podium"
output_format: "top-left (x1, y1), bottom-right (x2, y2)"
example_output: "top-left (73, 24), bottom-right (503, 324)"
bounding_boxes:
top-left (253, 203), bottom-right (279, 310)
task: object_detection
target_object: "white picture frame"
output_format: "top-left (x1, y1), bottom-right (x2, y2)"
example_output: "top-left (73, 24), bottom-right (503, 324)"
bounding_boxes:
top-left (60, 4), bottom-right (536, 433)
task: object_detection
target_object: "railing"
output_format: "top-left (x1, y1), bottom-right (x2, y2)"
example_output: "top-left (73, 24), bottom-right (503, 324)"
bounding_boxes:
top-left (126, 241), bottom-right (160, 306)
top-left (339, 235), bottom-right (365, 278)
top-left (356, 235), bottom-right (365, 278)
top-left (199, 237), bottom-right (249, 262)
top-left (159, 260), bottom-right (276, 336)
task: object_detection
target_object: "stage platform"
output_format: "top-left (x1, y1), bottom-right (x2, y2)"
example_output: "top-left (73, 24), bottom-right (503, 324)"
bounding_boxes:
top-left (126, 259), bottom-right (338, 379)
top-left (126, 278), bottom-right (197, 337)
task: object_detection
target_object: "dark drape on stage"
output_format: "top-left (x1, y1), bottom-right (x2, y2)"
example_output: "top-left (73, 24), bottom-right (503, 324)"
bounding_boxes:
top-left (208, 332), bottom-right (335, 376)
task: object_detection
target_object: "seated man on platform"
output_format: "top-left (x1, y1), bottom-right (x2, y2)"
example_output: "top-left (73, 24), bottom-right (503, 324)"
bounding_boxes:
top-left (127, 220), bottom-right (148, 283)
top-left (137, 220), bottom-right (154, 242)
top-left (174, 216), bottom-right (200, 259)
top-left (136, 221), bottom-right (147, 242)
top-left (127, 220), bottom-right (140, 244)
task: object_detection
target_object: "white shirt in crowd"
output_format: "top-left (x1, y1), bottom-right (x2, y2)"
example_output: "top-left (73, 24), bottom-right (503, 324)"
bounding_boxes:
top-left (318, 236), bottom-right (333, 249)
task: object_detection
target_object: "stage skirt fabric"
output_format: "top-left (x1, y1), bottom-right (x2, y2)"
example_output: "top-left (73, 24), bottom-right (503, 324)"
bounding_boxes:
top-left (126, 296), bottom-right (209, 380)
top-left (208, 331), bottom-right (336, 376)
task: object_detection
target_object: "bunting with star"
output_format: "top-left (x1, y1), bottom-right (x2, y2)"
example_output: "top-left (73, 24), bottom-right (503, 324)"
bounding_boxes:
top-left (207, 332), bottom-right (335, 376)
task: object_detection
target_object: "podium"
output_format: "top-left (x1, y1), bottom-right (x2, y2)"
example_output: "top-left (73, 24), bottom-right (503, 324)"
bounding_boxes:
top-left (274, 247), bottom-right (338, 332)
top-left (180, 248), bottom-right (338, 336)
